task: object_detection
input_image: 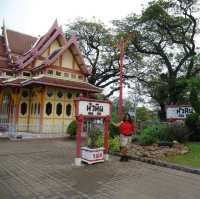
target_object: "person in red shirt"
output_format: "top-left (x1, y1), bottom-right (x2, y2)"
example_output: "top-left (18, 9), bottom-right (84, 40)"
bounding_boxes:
top-left (112, 113), bottom-right (135, 161)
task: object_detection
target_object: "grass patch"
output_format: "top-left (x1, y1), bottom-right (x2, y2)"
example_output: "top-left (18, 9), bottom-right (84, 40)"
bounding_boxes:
top-left (163, 143), bottom-right (200, 168)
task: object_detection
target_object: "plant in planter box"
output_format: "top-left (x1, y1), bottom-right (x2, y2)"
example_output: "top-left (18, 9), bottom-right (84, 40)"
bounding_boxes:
top-left (81, 126), bottom-right (104, 164)
top-left (87, 127), bottom-right (102, 148)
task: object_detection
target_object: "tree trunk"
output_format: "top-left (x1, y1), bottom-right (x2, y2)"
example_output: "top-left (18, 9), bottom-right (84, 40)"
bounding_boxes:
top-left (159, 103), bottom-right (166, 121)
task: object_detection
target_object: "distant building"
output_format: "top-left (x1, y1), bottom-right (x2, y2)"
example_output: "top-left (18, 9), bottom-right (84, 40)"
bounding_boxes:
top-left (0, 20), bottom-right (101, 134)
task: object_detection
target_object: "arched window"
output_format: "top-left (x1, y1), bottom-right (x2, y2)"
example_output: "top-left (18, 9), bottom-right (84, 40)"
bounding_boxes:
top-left (21, 102), bottom-right (27, 115)
top-left (22, 90), bottom-right (28, 98)
top-left (38, 103), bottom-right (40, 115)
top-left (57, 91), bottom-right (63, 98)
top-left (47, 90), bottom-right (53, 97)
top-left (66, 104), bottom-right (72, 116)
top-left (67, 92), bottom-right (72, 99)
top-left (31, 103), bottom-right (33, 115)
top-left (46, 102), bottom-right (52, 116)
top-left (34, 103), bottom-right (37, 115)
top-left (56, 103), bottom-right (62, 116)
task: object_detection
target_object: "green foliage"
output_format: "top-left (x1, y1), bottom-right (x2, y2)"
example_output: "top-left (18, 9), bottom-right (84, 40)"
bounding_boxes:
top-left (168, 121), bottom-right (190, 142)
top-left (109, 122), bottom-right (120, 138)
top-left (109, 136), bottom-right (120, 152)
top-left (67, 120), bottom-right (77, 138)
top-left (163, 143), bottom-right (200, 168)
top-left (136, 107), bottom-right (152, 121)
top-left (87, 127), bottom-right (102, 148)
top-left (185, 113), bottom-right (199, 130)
top-left (188, 77), bottom-right (200, 114)
top-left (138, 124), bottom-right (170, 145)
top-left (96, 135), bottom-right (120, 152)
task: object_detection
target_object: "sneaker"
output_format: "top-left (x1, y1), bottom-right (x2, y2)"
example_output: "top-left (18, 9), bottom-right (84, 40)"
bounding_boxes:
top-left (119, 156), bottom-right (125, 162)
top-left (124, 156), bottom-right (129, 161)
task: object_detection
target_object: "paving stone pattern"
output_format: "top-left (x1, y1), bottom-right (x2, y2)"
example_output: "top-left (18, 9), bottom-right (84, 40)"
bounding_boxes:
top-left (0, 139), bottom-right (200, 199)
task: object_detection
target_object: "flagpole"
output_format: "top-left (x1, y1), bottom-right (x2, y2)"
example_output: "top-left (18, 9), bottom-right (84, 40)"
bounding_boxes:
top-left (118, 37), bottom-right (124, 117)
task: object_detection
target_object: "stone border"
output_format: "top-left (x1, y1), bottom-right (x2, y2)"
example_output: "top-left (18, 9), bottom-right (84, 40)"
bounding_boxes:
top-left (111, 152), bottom-right (200, 175)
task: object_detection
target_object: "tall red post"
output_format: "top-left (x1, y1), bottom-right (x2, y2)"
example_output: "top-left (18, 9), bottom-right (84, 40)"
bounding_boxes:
top-left (103, 116), bottom-right (110, 155)
top-left (118, 38), bottom-right (124, 117)
top-left (75, 115), bottom-right (84, 166)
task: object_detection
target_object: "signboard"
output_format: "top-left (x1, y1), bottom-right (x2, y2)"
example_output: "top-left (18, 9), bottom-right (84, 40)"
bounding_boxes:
top-left (77, 100), bottom-right (111, 117)
top-left (166, 106), bottom-right (193, 119)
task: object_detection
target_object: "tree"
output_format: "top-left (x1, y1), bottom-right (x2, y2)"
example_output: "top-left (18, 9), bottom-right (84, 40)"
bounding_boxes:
top-left (65, 18), bottom-right (142, 97)
top-left (113, 0), bottom-right (199, 119)
top-left (65, 19), bottom-right (121, 97)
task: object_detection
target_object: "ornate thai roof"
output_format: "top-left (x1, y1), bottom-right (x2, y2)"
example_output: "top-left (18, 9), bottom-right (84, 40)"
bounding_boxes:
top-left (0, 20), bottom-right (99, 93)
top-left (22, 76), bottom-right (101, 93)
top-left (6, 29), bottom-right (37, 55)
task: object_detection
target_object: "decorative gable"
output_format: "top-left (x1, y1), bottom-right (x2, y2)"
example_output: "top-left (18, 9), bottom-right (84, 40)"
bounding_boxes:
top-left (62, 49), bottom-right (74, 69)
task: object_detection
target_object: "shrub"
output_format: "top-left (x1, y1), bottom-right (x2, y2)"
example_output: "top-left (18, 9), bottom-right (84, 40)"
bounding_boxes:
top-left (109, 136), bottom-right (120, 152)
top-left (109, 122), bottom-right (120, 138)
top-left (87, 127), bottom-right (102, 148)
top-left (185, 113), bottom-right (199, 130)
top-left (137, 124), bottom-right (170, 145)
top-left (168, 121), bottom-right (191, 142)
top-left (67, 120), bottom-right (77, 138)
top-left (185, 113), bottom-right (200, 141)
top-left (96, 135), bottom-right (120, 152)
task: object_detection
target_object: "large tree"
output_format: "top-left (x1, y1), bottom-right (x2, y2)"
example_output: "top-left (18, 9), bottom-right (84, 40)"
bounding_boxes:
top-left (65, 19), bottom-right (141, 97)
top-left (65, 19), bottom-right (121, 97)
top-left (113, 0), bottom-right (199, 119)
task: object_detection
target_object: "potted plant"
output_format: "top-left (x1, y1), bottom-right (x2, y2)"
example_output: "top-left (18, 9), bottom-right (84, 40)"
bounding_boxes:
top-left (81, 126), bottom-right (104, 164)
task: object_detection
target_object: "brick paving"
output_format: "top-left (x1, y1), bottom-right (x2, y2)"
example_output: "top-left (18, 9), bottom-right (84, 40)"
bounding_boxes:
top-left (0, 139), bottom-right (200, 199)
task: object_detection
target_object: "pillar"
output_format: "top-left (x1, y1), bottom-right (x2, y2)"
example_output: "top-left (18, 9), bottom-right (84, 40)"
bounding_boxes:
top-left (103, 116), bottom-right (111, 161)
top-left (11, 88), bottom-right (20, 134)
top-left (37, 87), bottom-right (45, 133)
top-left (75, 115), bottom-right (84, 166)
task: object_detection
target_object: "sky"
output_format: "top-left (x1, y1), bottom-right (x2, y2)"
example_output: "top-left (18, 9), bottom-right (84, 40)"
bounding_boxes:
top-left (0, 0), bottom-right (150, 37)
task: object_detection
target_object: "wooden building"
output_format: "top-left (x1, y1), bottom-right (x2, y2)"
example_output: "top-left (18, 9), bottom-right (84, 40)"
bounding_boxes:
top-left (0, 20), bottom-right (101, 134)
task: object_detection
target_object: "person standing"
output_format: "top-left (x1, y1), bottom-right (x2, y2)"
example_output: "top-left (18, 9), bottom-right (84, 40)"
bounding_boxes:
top-left (112, 113), bottom-right (135, 161)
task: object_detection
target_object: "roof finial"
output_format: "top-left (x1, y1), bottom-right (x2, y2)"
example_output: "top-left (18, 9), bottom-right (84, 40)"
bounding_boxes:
top-left (2, 17), bottom-right (6, 32)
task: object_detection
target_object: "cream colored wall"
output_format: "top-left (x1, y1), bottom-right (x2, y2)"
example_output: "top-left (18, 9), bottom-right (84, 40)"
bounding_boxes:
top-left (42, 87), bottom-right (76, 134)
top-left (17, 88), bottom-right (29, 132)
top-left (49, 39), bottom-right (60, 54)
top-left (41, 48), bottom-right (49, 57)
top-left (74, 61), bottom-right (80, 70)
top-left (28, 88), bottom-right (41, 133)
top-left (35, 59), bottom-right (43, 67)
top-left (62, 49), bottom-right (73, 69)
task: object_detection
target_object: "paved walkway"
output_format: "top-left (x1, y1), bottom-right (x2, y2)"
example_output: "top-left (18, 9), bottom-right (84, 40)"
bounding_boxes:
top-left (0, 139), bottom-right (200, 199)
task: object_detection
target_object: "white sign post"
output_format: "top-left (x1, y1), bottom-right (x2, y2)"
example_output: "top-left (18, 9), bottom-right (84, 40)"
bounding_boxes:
top-left (166, 106), bottom-right (193, 120)
top-left (78, 101), bottom-right (110, 117)
top-left (75, 98), bottom-right (111, 166)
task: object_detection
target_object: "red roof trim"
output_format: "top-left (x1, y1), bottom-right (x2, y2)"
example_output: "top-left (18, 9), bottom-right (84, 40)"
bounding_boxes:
top-left (22, 77), bottom-right (101, 93)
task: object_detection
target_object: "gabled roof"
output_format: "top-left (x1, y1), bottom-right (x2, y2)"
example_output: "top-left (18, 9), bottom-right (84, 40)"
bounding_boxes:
top-left (31, 35), bottom-right (89, 75)
top-left (0, 36), bottom-right (10, 69)
top-left (15, 20), bottom-right (67, 69)
top-left (22, 76), bottom-right (101, 93)
top-left (6, 29), bottom-right (37, 55)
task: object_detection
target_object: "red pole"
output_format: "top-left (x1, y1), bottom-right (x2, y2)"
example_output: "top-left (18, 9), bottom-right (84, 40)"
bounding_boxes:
top-left (76, 115), bottom-right (83, 158)
top-left (103, 117), bottom-right (110, 154)
top-left (118, 38), bottom-right (124, 117)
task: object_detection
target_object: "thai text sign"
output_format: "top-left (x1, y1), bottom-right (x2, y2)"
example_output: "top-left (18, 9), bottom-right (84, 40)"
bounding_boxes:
top-left (166, 106), bottom-right (193, 119)
top-left (78, 100), bottom-right (111, 117)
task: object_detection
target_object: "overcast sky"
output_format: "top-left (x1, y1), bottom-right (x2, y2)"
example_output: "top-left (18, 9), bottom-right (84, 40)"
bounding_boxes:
top-left (0, 0), bottom-right (151, 37)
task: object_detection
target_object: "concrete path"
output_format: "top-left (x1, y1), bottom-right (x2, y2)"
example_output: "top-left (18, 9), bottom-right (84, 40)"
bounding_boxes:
top-left (0, 139), bottom-right (200, 199)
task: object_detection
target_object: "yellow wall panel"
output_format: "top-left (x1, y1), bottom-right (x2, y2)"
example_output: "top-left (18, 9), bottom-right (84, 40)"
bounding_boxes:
top-left (50, 39), bottom-right (60, 53)
top-left (41, 49), bottom-right (49, 58)
top-left (62, 49), bottom-right (73, 69)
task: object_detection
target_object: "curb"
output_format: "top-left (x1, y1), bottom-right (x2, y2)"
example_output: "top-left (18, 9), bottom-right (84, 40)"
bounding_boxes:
top-left (111, 152), bottom-right (200, 175)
